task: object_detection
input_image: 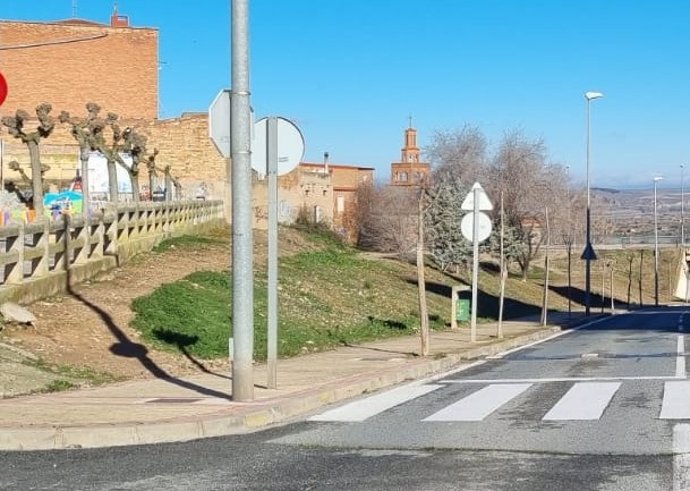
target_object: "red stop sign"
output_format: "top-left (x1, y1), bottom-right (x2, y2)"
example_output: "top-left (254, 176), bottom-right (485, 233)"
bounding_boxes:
top-left (0, 73), bottom-right (7, 107)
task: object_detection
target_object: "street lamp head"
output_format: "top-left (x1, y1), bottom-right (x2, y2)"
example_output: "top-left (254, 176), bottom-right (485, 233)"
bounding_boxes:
top-left (654, 176), bottom-right (664, 183)
top-left (585, 91), bottom-right (604, 101)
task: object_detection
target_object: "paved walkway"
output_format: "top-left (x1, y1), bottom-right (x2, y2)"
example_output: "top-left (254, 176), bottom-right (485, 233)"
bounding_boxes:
top-left (0, 313), bottom-right (588, 451)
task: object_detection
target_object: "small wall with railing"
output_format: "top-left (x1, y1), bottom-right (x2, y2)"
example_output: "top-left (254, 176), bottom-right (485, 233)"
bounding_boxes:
top-left (0, 200), bottom-right (225, 304)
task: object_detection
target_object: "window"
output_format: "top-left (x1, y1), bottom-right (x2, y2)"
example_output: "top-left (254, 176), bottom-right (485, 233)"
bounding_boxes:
top-left (400, 172), bottom-right (408, 182)
top-left (336, 195), bottom-right (345, 213)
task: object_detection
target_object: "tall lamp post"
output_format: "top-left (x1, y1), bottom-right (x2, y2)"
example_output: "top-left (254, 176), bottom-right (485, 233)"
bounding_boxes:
top-left (654, 176), bottom-right (663, 307)
top-left (681, 164), bottom-right (685, 247)
top-left (583, 91), bottom-right (604, 316)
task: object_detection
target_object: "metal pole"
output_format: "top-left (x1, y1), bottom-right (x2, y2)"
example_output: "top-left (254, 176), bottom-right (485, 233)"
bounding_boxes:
top-left (267, 117), bottom-right (278, 389)
top-left (470, 186), bottom-right (479, 343)
top-left (654, 178), bottom-right (660, 307)
top-left (497, 192), bottom-right (505, 339)
top-left (231, 0), bottom-right (254, 401)
top-left (585, 98), bottom-right (592, 316)
top-left (610, 263), bottom-right (615, 314)
top-left (682, 164), bottom-right (685, 247)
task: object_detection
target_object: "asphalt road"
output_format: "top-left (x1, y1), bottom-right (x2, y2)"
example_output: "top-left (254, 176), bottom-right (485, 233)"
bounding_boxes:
top-left (2, 308), bottom-right (688, 490)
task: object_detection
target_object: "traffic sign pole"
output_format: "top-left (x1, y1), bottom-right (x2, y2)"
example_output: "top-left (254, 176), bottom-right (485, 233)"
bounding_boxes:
top-left (471, 187), bottom-right (479, 343)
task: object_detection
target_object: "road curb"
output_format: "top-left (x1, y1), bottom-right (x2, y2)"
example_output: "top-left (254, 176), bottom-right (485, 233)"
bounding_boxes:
top-left (0, 325), bottom-right (564, 451)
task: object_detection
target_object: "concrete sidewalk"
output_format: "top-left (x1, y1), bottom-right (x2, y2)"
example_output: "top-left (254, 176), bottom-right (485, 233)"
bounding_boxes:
top-left (0, 314), bottom-right (587, 451)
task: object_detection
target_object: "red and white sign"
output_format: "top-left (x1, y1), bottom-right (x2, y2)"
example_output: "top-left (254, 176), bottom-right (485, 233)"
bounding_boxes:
top-left (0, 72), bottom-right (7, 107)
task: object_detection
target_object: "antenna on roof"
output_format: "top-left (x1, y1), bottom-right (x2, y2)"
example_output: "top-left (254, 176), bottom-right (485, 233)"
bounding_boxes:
top-left (72, 0), bottom-right (78, 17)
top-left (113, 0), bottom-right (119, 14)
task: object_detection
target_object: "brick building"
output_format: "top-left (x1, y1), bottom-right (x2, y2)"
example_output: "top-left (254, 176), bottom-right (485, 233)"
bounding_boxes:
top-left (0, 10), bottom-right (373, 240)
top-left (391, 125), bottom-right (430, 186)
top-left (0, 14), bottom-right (158, 120)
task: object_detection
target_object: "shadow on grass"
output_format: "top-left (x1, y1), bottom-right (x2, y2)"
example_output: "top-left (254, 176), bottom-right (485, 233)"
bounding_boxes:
top-left (152, 329), bottom-right (231, 380)
top-left (405, 277), bottom-right (542, 321)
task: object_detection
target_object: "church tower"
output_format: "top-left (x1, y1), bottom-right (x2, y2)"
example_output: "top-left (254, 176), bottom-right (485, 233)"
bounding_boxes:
top-left (391, 121), bottom-right (430, 186)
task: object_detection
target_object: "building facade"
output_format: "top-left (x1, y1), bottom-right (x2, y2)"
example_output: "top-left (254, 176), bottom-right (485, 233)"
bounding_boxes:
top-left (390, 126), bottom-right (430, 186)
top-left (0, 14), bottom-right (158, 120)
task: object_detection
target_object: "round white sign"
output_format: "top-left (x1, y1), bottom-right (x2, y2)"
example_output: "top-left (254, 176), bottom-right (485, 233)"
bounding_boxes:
top-left (461, 212), bottom-right (492, 243)
top-left (251, 117), bottom-right (305, 177)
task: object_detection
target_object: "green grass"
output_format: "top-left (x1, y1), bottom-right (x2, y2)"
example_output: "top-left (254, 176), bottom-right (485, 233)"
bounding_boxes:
top-left (153, 234), bottom-right (225, 253)
top-left (43, 379), bottom-right (76, 392)
top-left (131, 244), bottom-right (452, 361)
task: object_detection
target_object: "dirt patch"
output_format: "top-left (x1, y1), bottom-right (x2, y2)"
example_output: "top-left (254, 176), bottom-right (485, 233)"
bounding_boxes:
top-left (0, 228), bottom-right (313, 381)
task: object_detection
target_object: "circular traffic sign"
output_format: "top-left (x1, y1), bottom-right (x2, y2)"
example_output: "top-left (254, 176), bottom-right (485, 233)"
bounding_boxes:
top-left (0, 72), bottom-right (7, 107)
top-left (461, 212), bottom-right (492, 244)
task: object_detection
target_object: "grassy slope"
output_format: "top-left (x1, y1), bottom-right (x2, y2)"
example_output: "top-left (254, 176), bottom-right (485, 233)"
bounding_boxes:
top-left (133, 229), bottom-right (661, 361)
top-left (131, 230), bottom-right (456, 360)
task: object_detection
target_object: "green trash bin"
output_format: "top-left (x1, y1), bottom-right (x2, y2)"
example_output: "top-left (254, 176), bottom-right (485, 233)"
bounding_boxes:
top-left (456, 299), bottom-right (470, 322)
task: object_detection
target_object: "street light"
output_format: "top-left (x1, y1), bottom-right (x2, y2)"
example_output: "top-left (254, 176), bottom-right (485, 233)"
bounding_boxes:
top-left (681, 164), bottom-right (685, 247)
top-left (583, 91), bottom-right (604, 316)
top-left (654, 176), bottom-right (663, 307)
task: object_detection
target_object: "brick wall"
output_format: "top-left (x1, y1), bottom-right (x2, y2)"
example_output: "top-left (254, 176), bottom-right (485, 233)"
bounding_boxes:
top-left (1, 20), bottom-right (158, 120)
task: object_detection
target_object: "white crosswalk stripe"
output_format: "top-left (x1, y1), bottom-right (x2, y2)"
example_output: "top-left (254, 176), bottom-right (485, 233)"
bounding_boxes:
top-left (309, 384), bottom-right (443, 422)
top-left (310, 379), bottom-right (690, 424)
top-left (543, 382), bottom-right (620, 421)
top-left (660, 381), bottom-right (690, 419)
top-left (423, 383), bottom-right (532, 422)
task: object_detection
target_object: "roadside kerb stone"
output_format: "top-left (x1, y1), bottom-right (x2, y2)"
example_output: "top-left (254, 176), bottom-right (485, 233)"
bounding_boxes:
top-left (0, 324), bottom-right (566, 451)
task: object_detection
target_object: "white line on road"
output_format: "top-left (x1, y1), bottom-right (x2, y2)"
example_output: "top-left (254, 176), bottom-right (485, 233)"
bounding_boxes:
top-left (441, 375), bottom-right (683, 384)
top-left (661, 382), bottom-right (690, 419)
top-left (423, 383), bottom-right (532, 422)
top-left (679, 335), bottom-right (687, 379)
top-left (542, 382), bottom-right (620, 421)
top-left (309, 384), bottom-right (442, 422)
top-left (673, 424), bottom-right (690, 491)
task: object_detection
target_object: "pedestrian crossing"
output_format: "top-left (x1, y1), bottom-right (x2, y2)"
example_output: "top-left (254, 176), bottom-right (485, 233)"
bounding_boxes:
top-left (310, 380), bottom-right (690, 423)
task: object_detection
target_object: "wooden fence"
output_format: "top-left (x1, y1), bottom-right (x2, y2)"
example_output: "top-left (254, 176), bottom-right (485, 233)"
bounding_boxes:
top-left (0, 200), bottom-right (225, 304)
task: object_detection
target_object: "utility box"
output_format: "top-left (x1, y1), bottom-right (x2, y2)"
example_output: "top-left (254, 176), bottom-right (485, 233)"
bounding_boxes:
top-left (457, 299), bottom-right (470, 322)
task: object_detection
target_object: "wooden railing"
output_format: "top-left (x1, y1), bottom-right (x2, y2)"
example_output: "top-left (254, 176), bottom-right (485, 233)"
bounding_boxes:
top-left (0, 200), bottom-right (225, 304)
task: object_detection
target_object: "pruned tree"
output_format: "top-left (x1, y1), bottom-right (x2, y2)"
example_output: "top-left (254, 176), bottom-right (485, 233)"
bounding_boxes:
top-left (59, 102), bottom-right (103, 215)
top-left (89, 110), bottom-right (127, 202)
top-left (145, 148), bottom-right (160, 198)
top-left (1, 104), bottom-right (55, 215)
top-left (121, 127), bottom-right (148, 202)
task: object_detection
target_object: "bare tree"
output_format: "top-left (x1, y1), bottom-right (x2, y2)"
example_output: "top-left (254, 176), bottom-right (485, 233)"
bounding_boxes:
top-left (89, 111), bottom-right (127, 203)
top-left (59, 102), bottom-right (104, 215)
top-left (488, 130), bottom-right (568, 279)
top-left (1, 104), bottom-right (55, 215)
top-left (145, 149), bottom-right (160, 198)
top-left (121, 127), bottom-right (148, 202)
top-left (357, 184), bottom-right (418, 259)
top-left (426, 124), bottom-right (488, 185)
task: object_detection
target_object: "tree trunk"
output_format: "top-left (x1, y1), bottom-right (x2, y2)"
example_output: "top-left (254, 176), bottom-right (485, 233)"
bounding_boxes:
top-left (165, 172), bottom-right (172, 201)
top-left (417, 194), bottom-right (429, 356)
top-left (27, 141), bottom-right (44, 216)
top-left (107, 156), bottom-right (119, 203)
top-left (148, 170), bottom-right (156, 200)
top-left (639, 250), bottom-right (644, 307)
top-left (80, 149), bottom-right (90, 217)
top-left (498, 192), bottom-right (505, 339)
top-left (540, 207), bottom-right (550, 326)
top-left (130, 172), bottom-right (140, 203)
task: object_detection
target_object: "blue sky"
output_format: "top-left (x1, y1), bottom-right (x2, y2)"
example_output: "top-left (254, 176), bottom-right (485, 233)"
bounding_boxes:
top-left (3, 0), bottom-right (690, 188)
